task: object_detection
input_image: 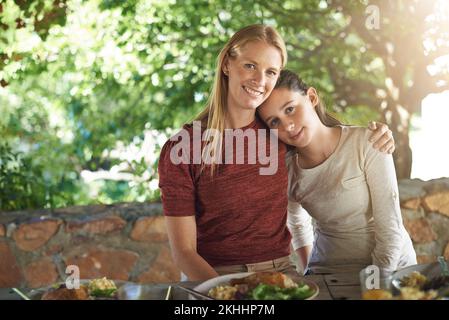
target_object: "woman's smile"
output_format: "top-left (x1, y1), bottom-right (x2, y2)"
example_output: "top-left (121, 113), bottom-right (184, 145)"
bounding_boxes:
top-left (242, 85), bottom-right (264, 97)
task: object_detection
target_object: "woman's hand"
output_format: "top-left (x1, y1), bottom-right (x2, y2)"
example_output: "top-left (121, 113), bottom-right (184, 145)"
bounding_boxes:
top-left (368, 121), bottom-right (395, 154)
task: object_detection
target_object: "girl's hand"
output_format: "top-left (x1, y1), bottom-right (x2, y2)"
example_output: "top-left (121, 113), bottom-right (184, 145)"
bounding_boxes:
top-left (368, 121), bottom-right (395, 154)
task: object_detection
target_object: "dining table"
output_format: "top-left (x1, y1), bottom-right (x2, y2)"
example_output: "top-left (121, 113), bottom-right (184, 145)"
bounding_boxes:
top-left (172, 272), bottom-right (362, 300)
top-left (0, 271), bottom-right (362, 300)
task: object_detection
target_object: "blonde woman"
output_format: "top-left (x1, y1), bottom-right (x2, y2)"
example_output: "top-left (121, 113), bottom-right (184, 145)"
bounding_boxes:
top-left (158, 24), bottom-right (395, 281)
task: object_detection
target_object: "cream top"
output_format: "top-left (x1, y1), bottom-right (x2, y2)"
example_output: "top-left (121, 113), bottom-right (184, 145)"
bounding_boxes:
top-left (286, 126), bottom-right (416, 273)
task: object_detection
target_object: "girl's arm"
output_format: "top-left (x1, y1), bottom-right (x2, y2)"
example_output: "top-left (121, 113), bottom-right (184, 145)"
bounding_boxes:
top-left (165, 216), bottom-right (219, 281)
top-left (287, 200), bottom-right (314, 274)
top-left (295, 245), bottom-right (312, 274)
top-left (365, 138), bottom-right (407, 272)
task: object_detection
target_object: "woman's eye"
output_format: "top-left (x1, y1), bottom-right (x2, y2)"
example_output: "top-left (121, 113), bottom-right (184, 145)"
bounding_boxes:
top-left (245, 64), bottom-right (256, 69)
top-left (267, 70), bottom-right (277, 76)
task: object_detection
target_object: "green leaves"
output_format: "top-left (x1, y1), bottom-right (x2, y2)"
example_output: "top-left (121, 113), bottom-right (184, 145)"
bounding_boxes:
top-left (0, 142), bottom-right (46, 211)
top-left (251, 283), bottom-right (316, 300)
top-left (1, 0), bottom-right (440, 209)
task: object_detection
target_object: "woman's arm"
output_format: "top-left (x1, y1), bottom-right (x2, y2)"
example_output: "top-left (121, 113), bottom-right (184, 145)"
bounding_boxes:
top-left (364, 140), bottom-right (406, 272)
top-left (287, 200), bottom-right (314, 274)
top-left (165, 216), bottom-right (219, 281)
top-left (367, 121), bottom-right (395, 154)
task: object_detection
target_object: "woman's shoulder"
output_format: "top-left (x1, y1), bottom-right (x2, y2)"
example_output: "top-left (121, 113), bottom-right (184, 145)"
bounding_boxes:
top-left (339, 125), bottom-right (372, 148)
top-left (161, 123), bottom-right (196, 147)
top-left (159, 123), bottom-right (198, 164)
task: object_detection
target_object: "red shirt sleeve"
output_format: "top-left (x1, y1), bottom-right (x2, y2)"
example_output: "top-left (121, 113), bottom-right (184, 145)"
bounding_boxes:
top-left (158, 135), bottom-right (196, 217)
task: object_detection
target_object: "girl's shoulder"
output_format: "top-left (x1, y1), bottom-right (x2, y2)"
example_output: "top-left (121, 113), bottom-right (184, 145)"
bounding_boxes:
top-left (340, 125), bottom-right (370, 137)
top-left (339, 125), bottom-right (387, 162)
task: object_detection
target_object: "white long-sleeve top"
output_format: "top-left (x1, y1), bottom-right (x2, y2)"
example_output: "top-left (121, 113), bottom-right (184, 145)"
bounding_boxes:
top-left (286, 126), bottom-right (416, 274)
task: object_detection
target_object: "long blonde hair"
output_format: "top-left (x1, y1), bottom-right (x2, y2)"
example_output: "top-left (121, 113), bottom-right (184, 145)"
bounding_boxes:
top-left (195, 24), bottom-right (287, 175)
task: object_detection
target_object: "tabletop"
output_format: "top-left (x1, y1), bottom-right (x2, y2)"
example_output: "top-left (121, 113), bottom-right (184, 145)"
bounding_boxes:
top-left (0, 272), bottom-right (362, 300)
top-left (172, 272), bottom-right (362, 300)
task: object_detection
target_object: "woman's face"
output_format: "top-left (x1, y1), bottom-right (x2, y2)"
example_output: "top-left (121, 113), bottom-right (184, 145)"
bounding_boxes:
top-left (224, 40), bottom-right (282, 112)
top-left (258, 87), bottom-right (319, 148)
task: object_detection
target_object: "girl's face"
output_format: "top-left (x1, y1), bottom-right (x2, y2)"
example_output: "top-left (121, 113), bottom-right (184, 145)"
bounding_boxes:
top-left (258, 87), bottom-right (320, 148)
top-left (223, 40), bottom-right (282, 112)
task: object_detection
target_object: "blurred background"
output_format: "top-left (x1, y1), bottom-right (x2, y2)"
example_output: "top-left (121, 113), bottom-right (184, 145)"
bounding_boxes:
top-left (1, 0), bottom-right (449, 212)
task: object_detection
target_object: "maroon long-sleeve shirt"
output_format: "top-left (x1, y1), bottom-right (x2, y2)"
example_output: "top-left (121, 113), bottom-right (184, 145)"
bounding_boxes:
top-left (158, 118), bottom-right (291, 266)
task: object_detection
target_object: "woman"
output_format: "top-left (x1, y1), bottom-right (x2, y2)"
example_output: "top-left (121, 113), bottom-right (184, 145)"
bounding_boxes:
top-left (158, 24), bottom-right (395, 281)
top-left (258, 69), bottom-right (416, 274)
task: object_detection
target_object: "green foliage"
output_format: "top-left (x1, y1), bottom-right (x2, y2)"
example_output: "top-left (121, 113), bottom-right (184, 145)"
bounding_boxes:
top-left (0, 142), bottom-right (93, 211)
top-left (334, 105), bottom-right (380, 127)
top-left (1, 0), bottom-right (439, 210)
top-left (0, 142), bottom-right (46, 210)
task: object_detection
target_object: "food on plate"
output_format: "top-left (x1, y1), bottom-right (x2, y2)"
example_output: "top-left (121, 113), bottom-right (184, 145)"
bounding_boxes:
top-left (362, 289), bottom-right (393, 300)
top-left (88, 277), bottom-right (118, 297)
top-left (41, 285), bottom-right (89, 300)
top-left (399, 271), bottom-right (427, 289)
top-left (368, 269), bottom-right (449, 300)
top-left (399, 271), bottom-right (449, 297)
top-left (229, 272), bottom-right (297, 289)
top-left (40, 277), bottom-right (117, 300)
top-left (207, 272), bottom-right (316, 300)
top-left (208, 285), bottom-right (239, 300)
top-left (398, 287), bottom-right (438, 300)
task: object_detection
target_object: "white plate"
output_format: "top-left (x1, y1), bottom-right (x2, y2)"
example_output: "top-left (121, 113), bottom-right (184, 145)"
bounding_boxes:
top-left (192, 272), bottom-right (319, 300)
top-left (27, 280), bottom-right (166, 300)
top-left (391, 262), bottom-right (441, 292)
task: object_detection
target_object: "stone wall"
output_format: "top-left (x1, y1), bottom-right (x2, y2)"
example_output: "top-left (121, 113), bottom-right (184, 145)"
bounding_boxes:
top-left (399, 178), bottom-right (449, 264)
top-left (1, 178), bottom-right (449, 288)
top-left (0, 202), bottom-right (180, 288)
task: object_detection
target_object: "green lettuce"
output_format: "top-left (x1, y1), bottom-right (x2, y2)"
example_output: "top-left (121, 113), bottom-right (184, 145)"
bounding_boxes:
top-left (250, 283), bottom-right (315, 300)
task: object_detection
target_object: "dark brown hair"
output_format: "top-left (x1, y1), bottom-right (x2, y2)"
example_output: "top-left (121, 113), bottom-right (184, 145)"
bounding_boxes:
top-left (275, 69), bottom-right (341, 127)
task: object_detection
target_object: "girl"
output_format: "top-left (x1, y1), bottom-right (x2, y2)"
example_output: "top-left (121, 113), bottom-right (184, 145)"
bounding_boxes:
top-left (158, 24), bottom-right (395, 281)
top-left (258, 69), bottom-right (416, 274)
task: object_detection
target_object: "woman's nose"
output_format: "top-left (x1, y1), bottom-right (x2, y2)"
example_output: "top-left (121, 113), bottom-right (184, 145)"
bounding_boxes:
top-left (252, 70), bottom-right (265, 86)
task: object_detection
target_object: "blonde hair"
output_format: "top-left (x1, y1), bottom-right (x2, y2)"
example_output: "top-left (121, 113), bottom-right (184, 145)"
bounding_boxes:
top-left (195, 24), bottom-right (287, 175)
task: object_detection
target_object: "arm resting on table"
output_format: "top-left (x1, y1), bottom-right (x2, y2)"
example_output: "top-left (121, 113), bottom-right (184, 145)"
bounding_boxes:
top-left (165, 216), bottom-right (219, 281)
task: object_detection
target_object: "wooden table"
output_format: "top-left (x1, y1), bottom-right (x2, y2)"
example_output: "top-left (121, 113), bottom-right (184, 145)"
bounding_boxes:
top-left (0, 272), bottom-right (362, 300)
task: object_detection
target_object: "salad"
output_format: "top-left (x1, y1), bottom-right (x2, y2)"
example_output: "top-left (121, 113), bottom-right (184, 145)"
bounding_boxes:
top-left (207, 272), bottom-right (317, 300)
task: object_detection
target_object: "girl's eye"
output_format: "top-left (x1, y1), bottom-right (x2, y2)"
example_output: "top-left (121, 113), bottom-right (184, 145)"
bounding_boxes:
top-left (267, 70), bottom-right (277, 76)
top-left (270, 118), bottom-right (279, 127)
top-left (285, 106), bottom-right (294, 114)
top-left (245, 64), bottom-right (256, 70)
